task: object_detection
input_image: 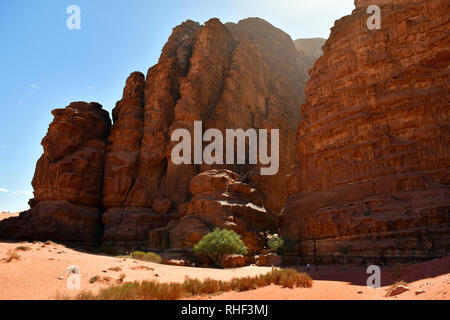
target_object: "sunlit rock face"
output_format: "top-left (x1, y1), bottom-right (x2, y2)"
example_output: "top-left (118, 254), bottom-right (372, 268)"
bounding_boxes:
top-left (148, 169), bottom-right (276, 253)
top-left (1, 17), bottom-right (312, 249)
top-left (0, 102), bottom-right (111, 242)
top-left (282, 0), bottom-right (450, 264)
top-left (100, 17), bottom-right (308, 247)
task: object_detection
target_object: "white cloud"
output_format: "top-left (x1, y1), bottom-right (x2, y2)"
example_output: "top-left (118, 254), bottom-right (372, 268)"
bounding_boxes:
top-left (29, 84), bottom-right (39, 89)
top-left (11, 191), bottom-right (33, 197)
top-left (88, 86), bottom-right (95, 90)
top-left (0, 188), bottom-right (32, 196)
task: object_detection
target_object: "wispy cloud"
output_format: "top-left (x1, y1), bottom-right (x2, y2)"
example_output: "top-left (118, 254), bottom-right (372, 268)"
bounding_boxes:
top-left (88, 86), bottom-right (95, 90)
top-left (28, 84), bottom-right (39, 89)
top-left (0, 188), bottom-right (32, 196)
top-left (11, 191), bottom-right (33, 196)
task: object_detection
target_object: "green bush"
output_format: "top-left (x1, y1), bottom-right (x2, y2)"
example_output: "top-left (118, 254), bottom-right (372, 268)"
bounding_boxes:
top-left (281, 238), bottom-right (297, 254)
top-left (193, 228), bottom-right (248, 266)
top-left (131, 251), bottom-right (162, 263)
top-left (268, 236), bottom-right (285, 253)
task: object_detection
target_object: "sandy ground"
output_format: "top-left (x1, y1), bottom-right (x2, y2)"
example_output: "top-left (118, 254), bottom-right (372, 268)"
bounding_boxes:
top-left (0, 212), bottom-right (20, 220)
top-left (0, 233), bottom-right (448, 300)
top-left (0, 241), bottom-right (274, 299)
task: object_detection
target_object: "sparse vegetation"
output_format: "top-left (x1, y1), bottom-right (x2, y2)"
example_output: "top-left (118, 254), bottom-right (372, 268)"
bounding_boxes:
top-left (338, 245), bottom-right (351, 265)
top-left (268, 235), bottom-right (284, 253)
top-left (15, 245), bottom-right (31, 251)
top-left (75, 268), bottom-right (312, 300)
top-left (2, 249), bottom-right (21, 263)
top-left (363, 210), bottom-right (372, 217)
top-left (89, 276), bottom-right (99, 284)
top-left (131, 251), bottom-right (162, 263)
top-left (194, 228), bottom-right (248, 266)
top-left (108, 266), bottom-right (123, 272)
top-left (392, 265), bottom-right (409, 279)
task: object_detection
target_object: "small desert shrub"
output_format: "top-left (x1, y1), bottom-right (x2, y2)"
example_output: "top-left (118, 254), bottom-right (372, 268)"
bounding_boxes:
top-left (108, 266), bottom-right (123, 272)
top-left (392, 265), bottom-right (409, 279)
top-left (363, 210), bottom-right (372, 217)
top-left (131, 251), bottom-right (162, 263)
top-left (182, 277), bottom-right (203, 296)
top-left (15, 246), bottom-right (31, 251)
top-left (2, 249), bottom-right (21, 263)
top-left (119, 273), bottom-right (126, 281)
top-left (194, 228), bottom-right (248, 266)
top-left (78, 281), bottom-right (184, 300)
top-left (89, 276), bottom-right (99, 284)
top-left (280, 238), bottom-right (297, 254)
top-left (268, 235), bottom-right (284, 253)
top-left (76, 269), bottom-right (312, 300)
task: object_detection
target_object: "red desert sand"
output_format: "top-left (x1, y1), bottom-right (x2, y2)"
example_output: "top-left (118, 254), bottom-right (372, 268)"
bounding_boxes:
top-left (0, 238), bottom-right (448, 300)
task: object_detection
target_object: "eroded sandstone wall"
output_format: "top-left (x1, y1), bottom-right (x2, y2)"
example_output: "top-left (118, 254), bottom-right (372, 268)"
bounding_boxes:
top-left (0, 102), bottom-right (111, 242)
top-left (282, 0), bottom-right (450, 264)
top-left (100, 18), bottom-right (306, 248)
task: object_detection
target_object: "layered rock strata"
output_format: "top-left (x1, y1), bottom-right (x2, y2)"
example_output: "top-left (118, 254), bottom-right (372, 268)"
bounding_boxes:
top-left (282, 0), bottom-right (450, 263)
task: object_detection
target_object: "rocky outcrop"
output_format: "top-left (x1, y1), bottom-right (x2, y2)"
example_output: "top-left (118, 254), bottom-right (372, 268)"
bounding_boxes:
top-left (282, 0), bottom-right (450, 264)
top-left (0, 102), bottom-right (111, 242)
top-left (0, 18), bottom-right (309, 251)
top-left (148, 170), bottom-right (276, 253)
top-left (99, 17), bottom-right (306, 247)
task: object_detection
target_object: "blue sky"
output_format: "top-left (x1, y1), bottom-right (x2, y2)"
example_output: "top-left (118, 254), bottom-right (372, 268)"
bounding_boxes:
top-left (0, 0), bottom-right (354, 212)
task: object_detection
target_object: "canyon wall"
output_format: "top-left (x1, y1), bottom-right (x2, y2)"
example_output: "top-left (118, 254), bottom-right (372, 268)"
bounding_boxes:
top-left (282, 0), bottom-right (450, 264)
top-left (1, 18), bottom-right (312, 253)
top-left (0, 102), bottom-right (111, 242)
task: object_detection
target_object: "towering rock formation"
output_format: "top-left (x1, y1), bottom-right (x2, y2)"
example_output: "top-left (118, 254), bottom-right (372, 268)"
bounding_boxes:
top-left (282, 0), bottom-right (450, 264)
top-left (0, 18), bottom-right (312, 252)
top-left (0, 102), bottom-right (111, 242)
top-left (100, 17), bottom-right (306, 249)
top-left (148, 169), bottom-right (276, 253)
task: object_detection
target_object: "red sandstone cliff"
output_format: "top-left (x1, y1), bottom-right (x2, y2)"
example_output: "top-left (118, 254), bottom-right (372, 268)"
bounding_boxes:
top-left (100, 17), bottom-right (306, 249)
top-left (0, 18), bottom-right (308, 253)
top-left (282, 0), bottom-right (450, 264)
top-left (0, 102), bottom-right (111, 242)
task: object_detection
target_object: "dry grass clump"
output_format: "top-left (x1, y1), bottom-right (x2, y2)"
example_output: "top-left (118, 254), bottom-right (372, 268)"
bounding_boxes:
top-left (2, 249), bottom-right (21, 263)
top-left (108, 266), bottom-right (123, 272)
top-left (76, 268), bottom-right (312, 300)
top-left (131, 251), bottom-right (162, 263)
top-left (78, 281), bottom-right (184, 300)
top-left (15, 245), bottom-right (31, 251)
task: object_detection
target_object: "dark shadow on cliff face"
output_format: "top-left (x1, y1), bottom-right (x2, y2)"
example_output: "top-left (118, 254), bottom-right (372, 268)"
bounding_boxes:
top-left (285, 257), bottom-right (450, 286)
